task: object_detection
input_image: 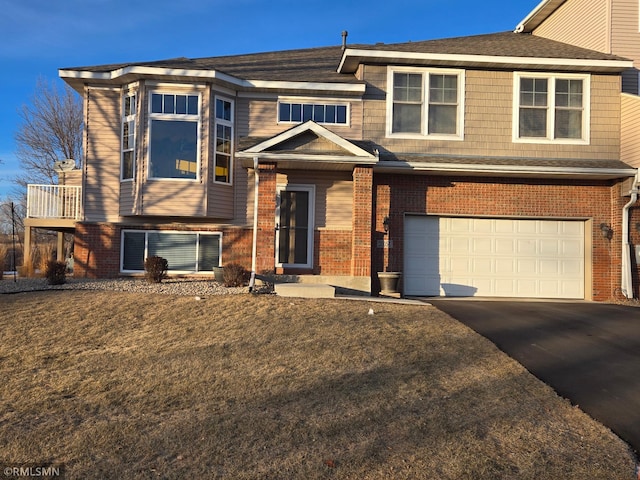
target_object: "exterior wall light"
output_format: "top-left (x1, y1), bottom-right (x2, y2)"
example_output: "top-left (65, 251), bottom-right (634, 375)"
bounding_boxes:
top-left (600, 223), bottom-right (613, 240)
top-left (383, 216), bottom-right (390, 234)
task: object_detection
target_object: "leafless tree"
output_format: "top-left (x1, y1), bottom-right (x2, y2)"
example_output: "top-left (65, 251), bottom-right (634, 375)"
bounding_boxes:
top-left (14, 77), bottom-right (83, 189)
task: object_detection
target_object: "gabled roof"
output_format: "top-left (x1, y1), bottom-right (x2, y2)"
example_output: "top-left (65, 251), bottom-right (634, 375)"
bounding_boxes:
top-left (338, 32), bottom-right (631, 73)
top-left (237, 121), bottom-right (378, 171)
top-left (515, 0), bottom-right (567, 33)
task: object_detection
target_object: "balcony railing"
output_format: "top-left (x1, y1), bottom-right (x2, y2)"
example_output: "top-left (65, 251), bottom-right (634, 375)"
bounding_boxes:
top-left (27, 184), bottom-right (82, 220)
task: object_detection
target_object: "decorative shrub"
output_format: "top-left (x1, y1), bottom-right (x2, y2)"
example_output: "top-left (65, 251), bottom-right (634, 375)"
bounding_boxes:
top-left (45, 260), bottom-right (67, 285)
top-left (144, 256), bottom-right (168, 283)
top-left (223, 263), bottom-right (249, 287)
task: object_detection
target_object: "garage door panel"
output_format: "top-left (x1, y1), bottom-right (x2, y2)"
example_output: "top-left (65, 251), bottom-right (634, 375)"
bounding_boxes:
top-left (404, 216), bottom-right (584, 299)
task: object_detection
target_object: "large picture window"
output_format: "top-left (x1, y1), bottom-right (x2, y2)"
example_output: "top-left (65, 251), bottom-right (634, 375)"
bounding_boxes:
top-left (388, 68), bottom-right (464, 139)
top-left (148, 92), bottom-right (200, 180)
top-left (121, 230), bottom-right (221, 273)
top-left (514, 73), bottom-right (589, 143)
top-left (121, 92), bottom-right (136, 180)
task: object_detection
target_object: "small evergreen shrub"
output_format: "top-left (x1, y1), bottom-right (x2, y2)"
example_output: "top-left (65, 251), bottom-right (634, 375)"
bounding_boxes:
top-left (144, 256), bottom-right (168, 283)
top-left (45, 260), bottom-right (67, 285)
top-left (223, 263), bottom-right (249, 287)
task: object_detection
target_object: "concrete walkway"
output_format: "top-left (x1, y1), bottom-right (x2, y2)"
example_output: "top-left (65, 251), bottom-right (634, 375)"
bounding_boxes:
top-left (429, 299), bottom-right (640, 454)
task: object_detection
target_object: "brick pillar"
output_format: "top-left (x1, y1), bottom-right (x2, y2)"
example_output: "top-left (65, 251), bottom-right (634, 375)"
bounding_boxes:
top-left (256, 162), bottom-right (277, 273)
top-left (351, 166), bottom-right (373, 277)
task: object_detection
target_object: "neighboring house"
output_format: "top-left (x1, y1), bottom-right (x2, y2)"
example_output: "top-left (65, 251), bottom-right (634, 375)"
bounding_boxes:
top-left (24, 10), bottom-right (640, 301)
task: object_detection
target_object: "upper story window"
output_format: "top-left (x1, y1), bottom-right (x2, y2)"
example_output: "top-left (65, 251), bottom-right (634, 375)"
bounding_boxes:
top-left (121, 92), bottom-right (136, 181)
top-left (214, 97), bottom-right (234, 184)
top-left (148, 92), bottom-right (201, 180)
top-left (514, 73), bottom-right (590, 144)
top-left (278, 101), bottom-right (348, 125)
top-left (387, 67), bottom-right (465, 140)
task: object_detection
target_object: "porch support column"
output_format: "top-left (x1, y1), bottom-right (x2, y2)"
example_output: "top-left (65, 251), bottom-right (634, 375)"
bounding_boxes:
top-left (256, 162), bottom-right (277, 273)
top-left (23, 224), bottom-right (32, 272)
top-left (351, 165), bottom-right (373, 277)
top-left (57, 232), bottom-right (65, 262)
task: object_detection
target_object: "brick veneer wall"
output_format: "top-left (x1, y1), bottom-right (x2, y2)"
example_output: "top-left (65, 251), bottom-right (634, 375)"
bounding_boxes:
top-left (373, 174), bottom-right (631, 301)
top-left (352, 166), bottom-right (373, 277)
top-left (73, 223), bottom-right (253, 279)
top-left (314, 230), bottom-right (352, 275)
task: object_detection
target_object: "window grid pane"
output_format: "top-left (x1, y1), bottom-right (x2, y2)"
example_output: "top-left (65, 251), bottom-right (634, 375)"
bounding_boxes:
top-left (277, 102), bottom-right (348, 124)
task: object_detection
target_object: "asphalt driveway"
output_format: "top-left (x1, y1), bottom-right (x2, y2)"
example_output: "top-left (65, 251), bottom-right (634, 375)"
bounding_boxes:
top-left (429, 299), bottom-right (640, 454)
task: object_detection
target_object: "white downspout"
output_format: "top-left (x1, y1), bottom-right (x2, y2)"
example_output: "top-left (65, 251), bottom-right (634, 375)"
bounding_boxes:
top-left (621, 168), bottom-right (640, 299)
top-left (248, 156), bottom-right (260, 292)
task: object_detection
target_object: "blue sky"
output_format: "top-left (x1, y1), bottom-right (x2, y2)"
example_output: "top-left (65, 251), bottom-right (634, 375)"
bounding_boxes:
top-left (0, 0), bottom-right (539, 198)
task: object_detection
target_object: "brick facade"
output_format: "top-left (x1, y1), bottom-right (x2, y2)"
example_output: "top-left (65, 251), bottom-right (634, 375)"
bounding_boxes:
top-left (72, 169), bottom-right (638, 301)
top-left (372, 173), bottom-right (632, 301)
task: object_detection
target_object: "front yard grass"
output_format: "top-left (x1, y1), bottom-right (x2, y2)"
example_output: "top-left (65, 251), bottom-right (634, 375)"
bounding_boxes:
top-left (0, 291), bottom-right (635, 479)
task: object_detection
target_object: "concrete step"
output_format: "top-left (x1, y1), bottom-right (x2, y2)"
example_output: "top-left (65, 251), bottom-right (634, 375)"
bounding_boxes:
top-left (274, 283), bottom-right (335, 299)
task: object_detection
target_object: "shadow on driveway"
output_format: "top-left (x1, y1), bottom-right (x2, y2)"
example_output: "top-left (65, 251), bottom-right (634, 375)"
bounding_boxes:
top-left (429, 299), bottom-right (640, 455)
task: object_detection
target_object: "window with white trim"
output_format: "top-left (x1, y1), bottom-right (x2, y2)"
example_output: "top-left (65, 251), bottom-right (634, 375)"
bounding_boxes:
top-left (148, 92), bottom-right (200, 179)
top-left (514, 73), bottom-right (590, 143)
top-left (387, 67), bottom-right (465, 139)
top-left (121, 92), bottom-right (136, 180)
top-left (278, 101), bottom-right (348, 125)
top-left (214, 97), bottom-right (233, 184)
top-left (121, 230), bottom-right (221, 273)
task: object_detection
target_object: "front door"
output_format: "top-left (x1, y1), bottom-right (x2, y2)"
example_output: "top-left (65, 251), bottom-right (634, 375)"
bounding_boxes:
top-left (276, 185), bottom-right (315, 269)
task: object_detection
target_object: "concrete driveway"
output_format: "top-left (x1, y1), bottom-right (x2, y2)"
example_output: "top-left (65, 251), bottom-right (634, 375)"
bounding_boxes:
top-left (429, 299), bottom-right (640, 454)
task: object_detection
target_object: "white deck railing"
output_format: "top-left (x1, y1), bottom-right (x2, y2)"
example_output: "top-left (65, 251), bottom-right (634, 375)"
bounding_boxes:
top-left (27, 184), bottom-right (82, 220)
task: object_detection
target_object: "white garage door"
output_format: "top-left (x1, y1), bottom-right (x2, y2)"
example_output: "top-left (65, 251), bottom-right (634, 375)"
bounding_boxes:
top-left (403, 216), bottom-right (585, 299)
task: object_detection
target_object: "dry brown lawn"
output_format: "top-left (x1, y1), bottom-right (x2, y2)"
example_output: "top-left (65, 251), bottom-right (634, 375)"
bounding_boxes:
top-left (0, 291), bottom-right (636, 479)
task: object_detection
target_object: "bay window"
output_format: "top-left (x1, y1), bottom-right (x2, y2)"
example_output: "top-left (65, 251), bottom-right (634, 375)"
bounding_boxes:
top-left (148, 92), bottom-right (201, 180)
top-left (121, 92), bottom-right (136, 180)
top-left (215, 97), bottom-right (234, 184)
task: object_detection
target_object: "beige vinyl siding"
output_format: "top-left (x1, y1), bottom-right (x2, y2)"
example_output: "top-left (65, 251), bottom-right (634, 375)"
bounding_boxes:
top-left (611, 0), bottom-right (640, 93)
top-left (246, 98), bottom-right (363, 139)
top-left (362, 67), bottom-right (621, 161)
top-left (621, 93), bottom-right (640, 167)
top-left (611, 0), bottom-right (640, 64)
top-left (533, 0), bottom-right (610, 53)
top-left (84, 86), bottom-right (121, 222)
top-left (276, 171), bottom-right (353, 229)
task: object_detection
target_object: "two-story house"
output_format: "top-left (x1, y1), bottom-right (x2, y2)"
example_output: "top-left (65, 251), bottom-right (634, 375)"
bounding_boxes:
top-left (25, 18), bottom-right (640, 300)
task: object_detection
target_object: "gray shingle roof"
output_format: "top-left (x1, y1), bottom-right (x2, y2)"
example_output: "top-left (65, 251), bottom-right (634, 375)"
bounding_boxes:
top-left (62, 32), bottom-right (629, 84)
top-left (351, 31), bottom-right (627, 62)
top-left (63, 46), bottom-right (360, 84)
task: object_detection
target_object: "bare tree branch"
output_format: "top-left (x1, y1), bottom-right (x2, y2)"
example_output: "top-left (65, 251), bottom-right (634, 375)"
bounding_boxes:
top-left (14, 77), bottom-right (83, 190)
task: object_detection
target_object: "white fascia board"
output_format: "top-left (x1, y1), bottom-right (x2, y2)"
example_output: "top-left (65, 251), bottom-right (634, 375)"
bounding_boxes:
top-left (238, 152), bottom-right (377, 162)
top-left (374, 161), bottom-right (637, 179)
top-left (514, 0), bottom-right (566, 33)
top-left (338, 48), bottom-right (632, 73)
top-left (59, 65), bottom-right (364, 94)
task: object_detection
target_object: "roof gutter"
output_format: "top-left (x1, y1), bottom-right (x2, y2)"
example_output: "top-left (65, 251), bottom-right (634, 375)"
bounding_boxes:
top-left (59, 66), bottom-right (365, 94)
top-left (337, 48), bottom-right (632, 74)
top-left (373, 161), bottom-right (637, 180)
